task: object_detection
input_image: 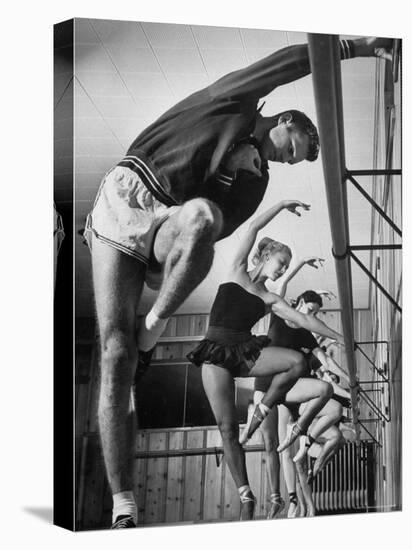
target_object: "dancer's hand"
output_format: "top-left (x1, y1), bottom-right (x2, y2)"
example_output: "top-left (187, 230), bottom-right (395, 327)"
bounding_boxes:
top-left (330, 337), bottom-right (345, 348)
top-left (316, 289), bottom-right (337, 300)
top-left (353, 37), bottom-right (393, 61)
top-left (223, 143), bottom-right (262, 177)
top-left (281, 200), bottom-right (310, 217)
top-left (304, 256), bottom-right (325, 269)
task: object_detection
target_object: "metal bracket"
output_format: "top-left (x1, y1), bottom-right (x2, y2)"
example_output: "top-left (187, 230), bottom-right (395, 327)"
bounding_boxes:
top-left (349, 249), bottom-right (402, 313)
top-left (345, 172), bottom-right (402, 237)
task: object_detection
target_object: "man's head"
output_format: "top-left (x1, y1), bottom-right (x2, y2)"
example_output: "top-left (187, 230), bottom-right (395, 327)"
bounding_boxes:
top-left (260, 110), bottom-right (320, 164)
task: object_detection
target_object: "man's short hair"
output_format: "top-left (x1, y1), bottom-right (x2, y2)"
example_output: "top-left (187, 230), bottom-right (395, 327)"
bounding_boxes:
top-left (275, 109), bottom-right (320, 162)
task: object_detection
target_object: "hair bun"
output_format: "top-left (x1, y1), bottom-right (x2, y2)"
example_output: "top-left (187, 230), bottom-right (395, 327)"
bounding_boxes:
top-left (251, 237), bottom-right (275, 265)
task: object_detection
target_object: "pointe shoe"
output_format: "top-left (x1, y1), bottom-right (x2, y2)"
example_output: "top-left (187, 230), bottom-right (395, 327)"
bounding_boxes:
top-left (293, 435), bottom-right (309, 463)
top-left (277, 422), bottom-right (303, 452)
top-left (245, 405), bottom-right (266, 441)
top-left (287, 501), bottom-right (299, 518)
top-left (239, 494), bottom-right (256, 521)
top-left (306, 506), bottom-right (316, 517)
top-left (239, 428), bottom-right (249, 445)
top-left (267, 496), bottom-right (285, 519)
top-left (299, 504), bottom-right (307, 517)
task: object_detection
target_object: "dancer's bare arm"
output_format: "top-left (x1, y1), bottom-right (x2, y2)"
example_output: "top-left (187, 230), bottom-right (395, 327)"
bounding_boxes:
top-left (311, 347), bottom-right (350, 383)
top-left (230, 200), bottom-right (309, 268)
top-left (274, 256), bottom-right (325, 298)
top-left (270, 296), bottom-right (343, 343)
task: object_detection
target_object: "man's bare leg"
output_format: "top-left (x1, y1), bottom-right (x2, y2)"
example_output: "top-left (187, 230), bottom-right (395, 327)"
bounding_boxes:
top-left (91, 236), bottom-right (145, 525)
top-left (138, 198), bottom-right (223, 351)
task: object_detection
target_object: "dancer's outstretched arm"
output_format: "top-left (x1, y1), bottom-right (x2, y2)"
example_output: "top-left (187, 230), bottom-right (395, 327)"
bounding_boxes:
top-left (230, 200), bottom-right (309, 268)
top-left (271, 296), bottom-right (343, 343)
top-left (312, 347), bottom-right (350, 383)
top-left (274, 256), bottom-right (325, 298)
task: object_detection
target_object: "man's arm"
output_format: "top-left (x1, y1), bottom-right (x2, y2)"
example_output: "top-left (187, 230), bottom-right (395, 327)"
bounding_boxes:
top-left (208, 38), bottom-right (392, 102)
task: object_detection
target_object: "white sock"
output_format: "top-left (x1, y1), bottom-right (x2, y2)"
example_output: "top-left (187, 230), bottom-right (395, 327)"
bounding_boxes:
top-left (112, 491), bottom-right (137, 524)
top-left (137, 310), bottom-right (169, 352)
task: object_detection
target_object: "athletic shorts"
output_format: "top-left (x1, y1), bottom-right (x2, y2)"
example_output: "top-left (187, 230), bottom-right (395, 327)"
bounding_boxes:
top-left (84, 166), bottom-right (179, 288)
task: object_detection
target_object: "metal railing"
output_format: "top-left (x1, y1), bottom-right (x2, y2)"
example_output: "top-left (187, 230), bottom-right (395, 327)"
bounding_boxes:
top-left (307, 34), bottom-right (401, 441)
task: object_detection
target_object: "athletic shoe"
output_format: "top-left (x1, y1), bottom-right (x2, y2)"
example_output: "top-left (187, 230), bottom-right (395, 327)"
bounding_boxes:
top-left (110, 515), bottom-right (136, 529)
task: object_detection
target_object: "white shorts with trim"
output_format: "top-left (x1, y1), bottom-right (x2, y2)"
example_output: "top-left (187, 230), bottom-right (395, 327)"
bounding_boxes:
top-left (84, 166), bottom-right (179, 270)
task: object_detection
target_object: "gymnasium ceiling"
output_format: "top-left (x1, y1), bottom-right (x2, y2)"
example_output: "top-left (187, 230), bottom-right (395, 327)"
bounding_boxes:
top-left (54, 18), bottom-right (399, 317)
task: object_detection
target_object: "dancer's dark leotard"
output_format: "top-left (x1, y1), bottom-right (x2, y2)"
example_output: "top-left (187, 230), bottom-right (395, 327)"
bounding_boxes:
top-left (187, 282), bottom-right (270, 377)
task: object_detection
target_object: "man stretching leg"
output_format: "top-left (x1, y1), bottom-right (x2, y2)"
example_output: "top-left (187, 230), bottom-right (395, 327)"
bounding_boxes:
top-left (84, 36), bottom-right (392, 528)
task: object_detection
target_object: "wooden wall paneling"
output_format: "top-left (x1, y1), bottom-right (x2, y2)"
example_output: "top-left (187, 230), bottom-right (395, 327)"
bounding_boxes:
top-left (176, 315), bottom-right (191, 337)
top-left (222, 459), bottom-right (239, 521)
top-left (81, 433), bottom-right (106, 529)
top-left (165, 431), bottom-right (185, 524)
top-left (134, 431), bottom-right (149, 524)
top-left (182, 429), bottom-right (204, 521)
top-left (245, 430), bottom-right (265, 518)
top-left (203, 429), bottom-right (224, 521)
top-left (145, 431), bottom-right (168, 524)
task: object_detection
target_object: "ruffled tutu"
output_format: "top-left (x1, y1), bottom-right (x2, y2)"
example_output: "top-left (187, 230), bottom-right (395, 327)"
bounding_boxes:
top-left (187, 327), bottom-right (271, 376)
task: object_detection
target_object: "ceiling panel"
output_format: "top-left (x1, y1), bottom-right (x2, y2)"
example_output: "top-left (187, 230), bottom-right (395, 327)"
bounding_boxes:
top-left (141, 22), bottom-right (196, 49)
top-left (153, 47), bottom-right (206, 74)
top-left (91, 19), bottom-right (149, 48)
top-left (199, 48), bottom-right (248, 78)
top-left (121, 72), bottom-right (171, 98)
top-left (192, 25), bottom-right (243, 49)
top-left (240, 29), bottom-right (287, 50)
top-left (75, 71), bottom-right (129, 97)
top-left (74, 18), bottom-right (100, 45)
top-left (75, 44), bottom-right (116, 72)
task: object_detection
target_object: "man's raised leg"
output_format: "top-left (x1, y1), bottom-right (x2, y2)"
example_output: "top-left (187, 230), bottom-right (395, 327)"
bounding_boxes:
top-left (91, 236), bottom-right (145, 527)
top-left (138, 198), bottom-right (223, 352)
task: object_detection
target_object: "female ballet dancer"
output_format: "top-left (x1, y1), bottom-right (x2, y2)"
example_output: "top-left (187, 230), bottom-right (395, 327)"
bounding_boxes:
top-left (187, 199), bottom-right (343, 520)
top-left (239, 255), bottom-right (350, 518)
top-left (246, 291), bottom-right (347, 518)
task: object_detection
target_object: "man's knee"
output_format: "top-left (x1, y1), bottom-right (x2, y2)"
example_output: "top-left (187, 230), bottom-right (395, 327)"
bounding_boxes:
top-left (100, 330), bottom-right (137, 386)
top-left (180, 199), bottom-right (223, 240)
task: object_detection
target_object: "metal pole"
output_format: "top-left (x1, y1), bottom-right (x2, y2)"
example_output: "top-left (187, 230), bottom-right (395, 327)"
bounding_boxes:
top-left (346, 169), bottom-right (401, 176)
top-left (308, 34), bottom-right (360, 433)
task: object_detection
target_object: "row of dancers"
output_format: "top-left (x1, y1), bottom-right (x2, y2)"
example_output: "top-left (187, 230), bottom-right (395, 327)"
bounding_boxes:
top-left (185, 199), bottom-right (355, 520)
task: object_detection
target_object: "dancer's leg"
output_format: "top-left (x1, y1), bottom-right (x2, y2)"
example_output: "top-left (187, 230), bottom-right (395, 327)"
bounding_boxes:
top-left (278, 378), bottom-right (333, 452)
top-left (295, 458), bottom-right (315, 517)
top-left (278, 405), bottom-right (299, 518)
top-left (254, 393), bottom-right (285, 518)
top-left (312, 426), bottom-right (345, 476)
top-left (245, 348), bottom-right (306, 439)
top-left (294, 398), bottom-right (342, 463)
top-left (201, 364), bottom-right (255, 520)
